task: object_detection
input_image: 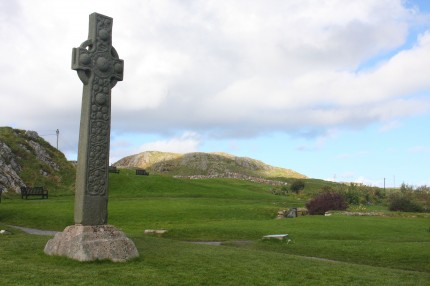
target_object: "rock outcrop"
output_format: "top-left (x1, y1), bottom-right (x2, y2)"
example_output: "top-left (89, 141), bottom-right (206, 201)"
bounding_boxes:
top-left (0, 127), bottom-right (75, 194)
top-left (27, 139), bottom-right (60, 171)
top-left (0, 141), bottom-right (26, 192)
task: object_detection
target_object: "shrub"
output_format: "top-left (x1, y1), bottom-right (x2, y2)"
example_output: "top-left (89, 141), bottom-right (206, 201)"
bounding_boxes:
top-left (290, 179), bottom-right (305, 194)
top-left (400, 183), bottom-right (414, 194)
top-left (345, 190), bottom-right (360, 205)
top-left (374, 189), bottom-right (386, 201)
top-left (306, 192), bottom-right (348, 215)
top-left (388, 193), bottom-right (423, 212)
top-left (416, 185), bottom-right (430, 193)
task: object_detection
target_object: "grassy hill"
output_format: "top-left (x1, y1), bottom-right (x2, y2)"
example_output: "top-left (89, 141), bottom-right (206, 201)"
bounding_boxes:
top-left (0, 127), bottom-right (75, 195)
top-left (113, 151), bottom-right (306, 179)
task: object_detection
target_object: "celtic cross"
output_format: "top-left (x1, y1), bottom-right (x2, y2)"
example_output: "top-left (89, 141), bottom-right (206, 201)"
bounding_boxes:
top-left (72, 13), bottom-right (124, 225)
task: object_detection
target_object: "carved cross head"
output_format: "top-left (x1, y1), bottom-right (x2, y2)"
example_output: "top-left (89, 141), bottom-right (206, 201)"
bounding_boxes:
top-left (72, 13), bottom-right (124, 88)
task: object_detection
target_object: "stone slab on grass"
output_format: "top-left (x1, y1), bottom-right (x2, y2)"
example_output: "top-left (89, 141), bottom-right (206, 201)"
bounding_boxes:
top-left (262, 234), bottom-right (289, 240)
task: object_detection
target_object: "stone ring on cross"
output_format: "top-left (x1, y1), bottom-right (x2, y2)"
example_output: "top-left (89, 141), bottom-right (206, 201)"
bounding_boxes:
top-left (72, 17), bottom-right (124, 88)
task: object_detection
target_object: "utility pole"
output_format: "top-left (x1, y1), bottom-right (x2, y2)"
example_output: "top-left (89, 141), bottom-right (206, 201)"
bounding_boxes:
top-left (384, 178), bottom-right (385, 191)
top-left (56, 129), bottom-right (59, 150)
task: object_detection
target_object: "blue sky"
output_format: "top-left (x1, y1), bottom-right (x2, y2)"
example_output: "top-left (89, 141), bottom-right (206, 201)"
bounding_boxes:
top-left (1, 0), bottom-right (429, 187)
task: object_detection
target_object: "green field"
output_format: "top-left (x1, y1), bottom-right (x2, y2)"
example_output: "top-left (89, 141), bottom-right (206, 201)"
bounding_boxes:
top-left (1, 171), bottom-right (429, 285)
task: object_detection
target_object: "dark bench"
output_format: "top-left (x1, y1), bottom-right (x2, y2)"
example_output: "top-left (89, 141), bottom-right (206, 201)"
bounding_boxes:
top-left (21, 186), bottom-right (48, 199)
top-left (136, 169), bottom-right (149, 176)
top-left (108, 166), bottom-right (120, 174)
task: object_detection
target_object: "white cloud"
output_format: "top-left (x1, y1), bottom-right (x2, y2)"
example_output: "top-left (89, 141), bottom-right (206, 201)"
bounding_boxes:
top-left (138, 131), bottom-right (201, 154)
top-left (354, 176), bottom-right (383, 187)
top-left (379, 120), bottom-right (402, 132)
top-left (1, 0), bottom-right (429, 156)
top-left (325, 174), bottom-right (384, 187)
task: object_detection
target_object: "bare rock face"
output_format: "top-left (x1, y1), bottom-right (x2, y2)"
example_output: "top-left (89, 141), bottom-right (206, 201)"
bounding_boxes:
top-left (44, 225), bottom-right (139, 262)
top-left (28, 140), bottom-right (60, 171)
top-left (0, 141), bottom-right (25, 192)
top-left (25, 130), bottom-right (39, 140)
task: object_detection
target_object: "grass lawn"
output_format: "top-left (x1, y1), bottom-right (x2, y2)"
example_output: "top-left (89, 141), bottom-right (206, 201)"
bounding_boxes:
top-left (1, 171), bottom-right (429, 285)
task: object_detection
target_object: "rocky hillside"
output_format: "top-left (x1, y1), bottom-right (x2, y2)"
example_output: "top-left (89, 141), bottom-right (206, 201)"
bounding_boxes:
top-left (113, 151), bottom-right (306, 179)
top-left (0, 127), bottom-right (75, 194)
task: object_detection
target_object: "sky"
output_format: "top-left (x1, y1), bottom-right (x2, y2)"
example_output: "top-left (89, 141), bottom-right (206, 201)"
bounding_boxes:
top-left (1, 0), bottom-right (429, 188)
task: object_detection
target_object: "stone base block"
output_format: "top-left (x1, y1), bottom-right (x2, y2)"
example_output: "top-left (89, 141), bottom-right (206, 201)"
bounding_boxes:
top-left (44, 224), bottom-right (139, 262)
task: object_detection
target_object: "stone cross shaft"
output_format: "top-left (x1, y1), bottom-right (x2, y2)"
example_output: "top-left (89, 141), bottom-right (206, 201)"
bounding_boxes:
top-left (72, 13), bottom-right (124, 225)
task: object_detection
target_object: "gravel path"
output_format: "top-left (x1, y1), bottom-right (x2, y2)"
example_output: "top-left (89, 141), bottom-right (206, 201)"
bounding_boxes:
top-left (189, 241), bottom-right (223, 246)
top-left (8, 225), bottom-right (59, 236)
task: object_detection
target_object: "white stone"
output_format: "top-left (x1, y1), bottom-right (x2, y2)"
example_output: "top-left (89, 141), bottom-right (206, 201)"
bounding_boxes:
top-left (0, 229), bottom-right (11, 235)
top-left (144, 229), bottom-right (168, 235)
top-left (44, 224), bottom-right (139, 262)
top-left (263, 234), bottom-right (289, 240)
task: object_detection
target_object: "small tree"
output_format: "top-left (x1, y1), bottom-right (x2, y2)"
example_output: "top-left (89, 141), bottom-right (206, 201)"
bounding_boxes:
top-left (290, 179), bottom-right (305, 194)
top-left (306, 192), bottom-right (348, 215)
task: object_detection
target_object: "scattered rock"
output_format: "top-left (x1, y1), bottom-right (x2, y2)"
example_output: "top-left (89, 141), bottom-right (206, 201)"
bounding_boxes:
top-left (276, 209), bottom-right (288, 219)
top-left (18, 144), bottom-right (31, 153)
top-left (25, 130), bottom-right (39, 140)
top-left (277, 208), bottom-right (308, 219)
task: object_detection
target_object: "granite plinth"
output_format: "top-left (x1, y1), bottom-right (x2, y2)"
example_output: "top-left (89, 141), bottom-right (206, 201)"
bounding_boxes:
top-left (44, 224), bottom-right (139, 262)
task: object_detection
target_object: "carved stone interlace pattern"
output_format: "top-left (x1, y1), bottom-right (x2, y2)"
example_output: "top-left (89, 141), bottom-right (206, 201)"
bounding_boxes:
top-left (85, 15), bottom-right (113, 196)
top-left (95, 15), bottom-right (112, 52)
top-left (87, 77), bottom-right (111, 196)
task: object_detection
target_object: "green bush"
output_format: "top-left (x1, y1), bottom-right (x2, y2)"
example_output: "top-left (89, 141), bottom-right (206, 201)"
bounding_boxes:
top-left (290, 179), bottom-right (305, 194)
top-left (388, 193), bottom-right (423, 213)
top-left (344, 190), bottom-right (360, 205)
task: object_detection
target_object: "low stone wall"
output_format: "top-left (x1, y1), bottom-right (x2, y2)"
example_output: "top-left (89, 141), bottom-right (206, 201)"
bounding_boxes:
top-left (174, 172), bottom-right (288, 187)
